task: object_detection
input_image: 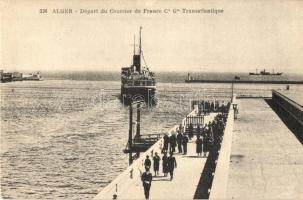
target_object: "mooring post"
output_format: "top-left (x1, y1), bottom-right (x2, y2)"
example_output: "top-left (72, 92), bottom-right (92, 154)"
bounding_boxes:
top-left (129, 104), bottom-right (133, 165)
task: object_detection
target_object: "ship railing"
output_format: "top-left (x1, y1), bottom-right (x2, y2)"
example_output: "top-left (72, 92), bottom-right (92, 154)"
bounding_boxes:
top-left (124, 79), bottom-right (155, 87)
top-left (133, 133), bottom-right (163, 144)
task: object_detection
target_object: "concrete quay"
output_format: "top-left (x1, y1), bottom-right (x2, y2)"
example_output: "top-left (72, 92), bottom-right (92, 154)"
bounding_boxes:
top-left (275, 89), bottom-right (303, 107)
top-left (223, 98), bottom-right (303, 199)
top-left (94, 113), bottom-right (219, 200)
top-left (272, 90), bottom-right (303, 127)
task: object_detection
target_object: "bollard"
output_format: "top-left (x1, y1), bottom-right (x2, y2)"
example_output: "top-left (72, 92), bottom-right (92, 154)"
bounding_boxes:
top-left (113, 184), bottom-right (118, 199)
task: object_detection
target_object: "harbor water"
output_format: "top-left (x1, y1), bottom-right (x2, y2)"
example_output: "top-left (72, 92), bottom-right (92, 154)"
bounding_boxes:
top-left (1, 74), bottom-right (303, 199)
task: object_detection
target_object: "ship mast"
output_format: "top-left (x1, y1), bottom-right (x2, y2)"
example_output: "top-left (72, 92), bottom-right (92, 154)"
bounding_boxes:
top-left (132, 27), bottom-right (142, 73)
top-left (138, 27), bottom-right (142, 73)
top-left (133, 35), bottom-right (136, 55)
top-left (139, 26), bottom-right (142, 55)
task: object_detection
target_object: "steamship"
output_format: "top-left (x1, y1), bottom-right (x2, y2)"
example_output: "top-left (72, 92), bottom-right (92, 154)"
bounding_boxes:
top-left (249, 68), bottom-right (282, 76)
top-left (121, 27), bottom-right (156, 105)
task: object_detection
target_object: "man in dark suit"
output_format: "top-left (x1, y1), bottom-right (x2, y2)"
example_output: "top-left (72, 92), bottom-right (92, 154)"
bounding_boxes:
top-left (167, 152), bottom-right (177, 181)
top-left (141, 166), bottom-right (152, 200)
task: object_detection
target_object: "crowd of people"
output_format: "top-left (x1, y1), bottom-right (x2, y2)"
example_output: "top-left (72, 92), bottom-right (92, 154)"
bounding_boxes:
top-left (194, 113), bottom-right (227, 157)
top-left (140, 113), bottom-right (227, 200)
top-left (197, 100), bottom-right (230, 114)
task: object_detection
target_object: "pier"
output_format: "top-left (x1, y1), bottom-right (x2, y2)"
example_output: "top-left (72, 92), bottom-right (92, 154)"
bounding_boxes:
top-left (94, 111), bottom-right (225, 200)
top-left (94, 89), bottom-right (303, 199)
top-left (94, 100), bottom-right (233, 199)
top-left (210, 90), bottom-right (303, 199)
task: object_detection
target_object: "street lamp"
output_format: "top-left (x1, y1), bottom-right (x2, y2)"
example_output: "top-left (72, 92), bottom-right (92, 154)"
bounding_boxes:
top-left (231, 76), bottom-right (240, 102)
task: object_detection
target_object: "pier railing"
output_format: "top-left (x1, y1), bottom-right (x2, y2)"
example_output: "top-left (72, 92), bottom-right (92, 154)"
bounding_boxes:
top-left (209, 97), bottom-right (235, 199)
top-left (181, 106), bottom-right (199, 130)
top-left (94, 125), bottom-right (180, 200)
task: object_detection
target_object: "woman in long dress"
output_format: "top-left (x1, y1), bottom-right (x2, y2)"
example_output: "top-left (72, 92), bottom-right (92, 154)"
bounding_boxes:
top-left (196, 135), bottom-right (203, 156)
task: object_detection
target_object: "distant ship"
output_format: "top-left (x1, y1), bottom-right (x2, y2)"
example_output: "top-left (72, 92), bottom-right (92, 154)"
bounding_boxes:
top-left (1, 71), bottom-right (43, 82)
top-left (249, 69), bottom-right (282, 76)
top-left (121, 27), bottom-right (156, 105)
top-left (22, 72), bottom-right (43, 81)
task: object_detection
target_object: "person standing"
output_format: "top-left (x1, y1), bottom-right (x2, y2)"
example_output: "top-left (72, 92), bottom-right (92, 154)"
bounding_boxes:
top-left (169, 133), bottom-right (177, 153)
top-left (196, 124), bottom-right (201, 138)
top-left (188, 123), bottom-right (194, 139)
top-left (177, 131), bottom-right (183, 154)
top-left (203, 129), bottom-right (208, 157)
top-left (196, 135), bottom-right (203, 156)
top-left (163, 134), bottom-right (169, 153)
top-left (153, 152), bottom-right (160, 176)
top-left (179, 124), bottom-right (183, 132)
top-left (167, 152), bottom-right (177, 181)
top-left (141, 166), bottom-right (152, 200)
top-left (182, 134), bottom-right (189, 155)
top-left (144, 155), bottom-right (151, 169)
top-left (162, 152), bottom-right (168, 177)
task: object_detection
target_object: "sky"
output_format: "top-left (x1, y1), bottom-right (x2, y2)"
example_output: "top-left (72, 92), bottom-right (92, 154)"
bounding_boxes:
top-left (1, 0), bottom-right (303, 73)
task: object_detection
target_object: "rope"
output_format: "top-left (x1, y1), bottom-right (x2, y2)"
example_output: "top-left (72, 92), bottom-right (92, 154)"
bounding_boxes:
top-left (141, 51), bottom-right (149, 71)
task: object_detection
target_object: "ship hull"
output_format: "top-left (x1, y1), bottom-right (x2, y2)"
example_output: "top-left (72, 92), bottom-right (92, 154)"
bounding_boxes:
top-left (121, 86), bottom-right (156, 105)
top-left (249, 72), bottom-right (283, 75)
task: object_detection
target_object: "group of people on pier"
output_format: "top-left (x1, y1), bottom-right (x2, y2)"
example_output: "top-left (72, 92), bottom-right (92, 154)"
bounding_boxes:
top-left (140, 112), bottom-right (227, 200)
top-left (141, 151), bottom-right (177, 200)
top-left (162, 128), bottom-right (189, 155)
top-left (143, 151), bottom-right (177, 180)
top-left (192, 100), bottom-right (230, 114)
top-left (195, 113), bottom-right (227, 157)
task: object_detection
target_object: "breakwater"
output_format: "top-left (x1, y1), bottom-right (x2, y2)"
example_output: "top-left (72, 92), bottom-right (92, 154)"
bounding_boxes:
top-left (185, 79), bottom-right (303, 84)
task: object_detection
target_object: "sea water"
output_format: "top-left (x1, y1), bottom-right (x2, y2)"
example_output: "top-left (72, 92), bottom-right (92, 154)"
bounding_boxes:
top-left (1, 73), bottom-right (302, 199)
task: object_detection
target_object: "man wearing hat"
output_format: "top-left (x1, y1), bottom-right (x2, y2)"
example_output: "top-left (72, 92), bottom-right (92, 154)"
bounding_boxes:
top-left (141, 165), bottom-right (152, 200)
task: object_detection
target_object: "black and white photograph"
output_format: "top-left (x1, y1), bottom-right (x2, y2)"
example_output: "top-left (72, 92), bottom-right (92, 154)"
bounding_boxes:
top-left (1, 0), bottom-right (303, 199)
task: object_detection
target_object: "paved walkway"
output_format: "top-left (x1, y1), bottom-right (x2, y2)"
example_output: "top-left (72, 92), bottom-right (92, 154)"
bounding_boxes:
top-left (95, 114), bottom-right (216, 200)
top-left (226, 99), bottom-right (303, 199)
top-left (120, 141), bottom-right (207, 199)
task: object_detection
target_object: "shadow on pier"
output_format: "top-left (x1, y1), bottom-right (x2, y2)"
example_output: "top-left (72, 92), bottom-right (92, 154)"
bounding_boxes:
top-left (193, 145), bottom-right (220, 199)
top-left (265, 98), bottom-right (303, 145)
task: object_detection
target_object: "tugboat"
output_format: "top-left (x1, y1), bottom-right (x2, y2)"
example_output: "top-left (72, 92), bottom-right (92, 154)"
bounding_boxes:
top-left (249, 68), bottom-right (282, 76)
top-left (121, 27), bottom-right (156, 105)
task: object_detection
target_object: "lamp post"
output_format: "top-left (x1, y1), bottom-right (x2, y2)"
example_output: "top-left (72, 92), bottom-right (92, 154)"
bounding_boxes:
top-left (231, 76), bottom-right (239, 102)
